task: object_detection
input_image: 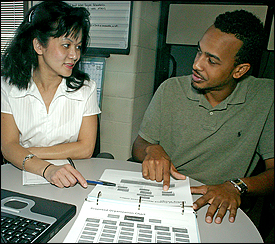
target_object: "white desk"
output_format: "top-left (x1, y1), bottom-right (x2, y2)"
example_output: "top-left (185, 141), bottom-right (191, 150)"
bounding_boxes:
top-left (1, 158), bottom-right (263, 243)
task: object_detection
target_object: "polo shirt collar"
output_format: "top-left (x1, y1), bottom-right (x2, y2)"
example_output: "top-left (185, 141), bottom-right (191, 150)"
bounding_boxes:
top-left (225, 79), bottom-right (248, 105)
top-left (186, 76), bottom-right (248, 107)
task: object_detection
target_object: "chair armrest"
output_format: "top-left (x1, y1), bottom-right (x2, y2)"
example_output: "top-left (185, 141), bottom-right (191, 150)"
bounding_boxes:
top-left (96, 152), bottom-right (115, 159)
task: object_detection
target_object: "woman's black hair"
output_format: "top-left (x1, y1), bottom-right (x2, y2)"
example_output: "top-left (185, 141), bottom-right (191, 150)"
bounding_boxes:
top-left (1, 1), bottom-right (91, 90)
top-left (214, 9), bottom-right (267, 68)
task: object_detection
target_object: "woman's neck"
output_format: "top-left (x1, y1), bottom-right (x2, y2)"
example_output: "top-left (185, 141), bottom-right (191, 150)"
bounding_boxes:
top-left (32, 68), bottom-right (63, 92)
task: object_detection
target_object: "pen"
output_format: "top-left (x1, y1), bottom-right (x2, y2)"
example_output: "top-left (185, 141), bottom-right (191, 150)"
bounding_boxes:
top-left (67, 158), bottom-right (115, 186)
top-left (67, 157), bottom-right (76, 169)
top-left (87, 180), bottom-right (116, 187)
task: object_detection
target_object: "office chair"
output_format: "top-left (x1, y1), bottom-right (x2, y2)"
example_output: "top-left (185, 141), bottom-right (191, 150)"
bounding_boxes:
top-left (92, 115), bottom-right (114, 159)
top-left (240, 156), bottom-right (274, 242)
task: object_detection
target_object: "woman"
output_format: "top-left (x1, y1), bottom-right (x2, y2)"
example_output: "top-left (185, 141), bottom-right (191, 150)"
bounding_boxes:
top-left (1, 1), bottom-right (100, 188)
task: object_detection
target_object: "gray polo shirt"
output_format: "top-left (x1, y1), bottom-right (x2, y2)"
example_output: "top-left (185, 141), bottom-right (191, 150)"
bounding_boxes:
top-left (139, 75), bottom-right (274, 185)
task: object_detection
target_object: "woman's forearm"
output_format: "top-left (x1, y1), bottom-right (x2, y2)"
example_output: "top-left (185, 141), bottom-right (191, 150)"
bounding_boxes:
top-left (28, 140), bottom-right (95, 160)
top-left (2, 142), bottom-right (52, 176)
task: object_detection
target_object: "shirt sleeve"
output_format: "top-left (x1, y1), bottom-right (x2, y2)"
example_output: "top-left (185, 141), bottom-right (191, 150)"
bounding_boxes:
top-left (1, 79), bottom-right (12, 114)
top-left (138, 82), bottom-right (165, 144)
top-left (83, 80), bottom-right (101, 116)
top-left (257, 102), bottom-right (274, 160)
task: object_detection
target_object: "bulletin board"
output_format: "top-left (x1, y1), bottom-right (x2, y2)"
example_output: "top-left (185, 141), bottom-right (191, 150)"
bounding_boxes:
top-left (67, 1), bottom-right (133, 56)
top-left (31, 1), bottom-right (133, 56)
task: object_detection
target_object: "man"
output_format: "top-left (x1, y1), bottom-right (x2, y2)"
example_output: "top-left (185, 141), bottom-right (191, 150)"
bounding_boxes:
top-left (132, 10), bottom-right (274, 225)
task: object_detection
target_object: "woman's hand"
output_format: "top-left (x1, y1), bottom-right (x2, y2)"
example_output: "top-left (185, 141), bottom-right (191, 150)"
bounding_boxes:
top-left (43, 163), bottom-right (88, 188)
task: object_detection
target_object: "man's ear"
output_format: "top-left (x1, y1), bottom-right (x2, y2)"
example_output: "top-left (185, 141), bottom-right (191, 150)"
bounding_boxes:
top-left (233, 63), bottom-right (251, 79)
top-left (33, 38), bottom-right (43, 55)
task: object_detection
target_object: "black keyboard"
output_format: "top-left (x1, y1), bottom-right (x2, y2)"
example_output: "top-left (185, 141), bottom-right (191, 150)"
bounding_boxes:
top-left (1, 212), bottom-right (50, 243)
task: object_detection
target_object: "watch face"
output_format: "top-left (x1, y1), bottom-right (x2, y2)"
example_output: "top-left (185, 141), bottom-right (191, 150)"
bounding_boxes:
top-left (236, 181), bottom-right (242, 186)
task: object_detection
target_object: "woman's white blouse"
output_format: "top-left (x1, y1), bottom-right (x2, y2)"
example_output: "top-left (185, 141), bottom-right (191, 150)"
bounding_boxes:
top-left (1, 77), bottom-right (101, 148)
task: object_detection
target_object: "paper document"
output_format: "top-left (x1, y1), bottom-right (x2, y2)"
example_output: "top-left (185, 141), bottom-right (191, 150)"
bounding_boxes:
top-left (64, 169), bottom-right (200, 243)
top-left (23, 159), bottom-right (69, 185)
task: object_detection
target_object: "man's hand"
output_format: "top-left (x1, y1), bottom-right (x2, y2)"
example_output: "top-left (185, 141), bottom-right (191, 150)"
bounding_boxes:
top-left (191, 181), bottom-right (241, 224)
top-left (43, 164), bottom-right (88, 188)
top-left (142, 144), bottom-right (186, 191)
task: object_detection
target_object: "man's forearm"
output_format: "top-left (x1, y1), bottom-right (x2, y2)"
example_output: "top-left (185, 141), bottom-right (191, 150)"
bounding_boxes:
top-left (242, 158), bottom-right (274, 196)
top-left (242, 167), bottom-right (274, 196)
top-left (132, 135), bottom-right (152, 162)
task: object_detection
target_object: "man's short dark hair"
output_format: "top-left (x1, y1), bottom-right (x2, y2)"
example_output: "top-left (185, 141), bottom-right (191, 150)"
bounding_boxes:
top-left (214, 9), bottom-right (267, 68)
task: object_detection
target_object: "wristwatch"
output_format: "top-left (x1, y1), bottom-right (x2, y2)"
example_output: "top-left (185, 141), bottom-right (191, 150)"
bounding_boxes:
top-left (229, 178), bottom-right (248, 195)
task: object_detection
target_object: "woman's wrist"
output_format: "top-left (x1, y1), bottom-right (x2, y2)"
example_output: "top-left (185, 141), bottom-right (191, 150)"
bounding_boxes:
top-left (42, 163), bottom-right (53, 178)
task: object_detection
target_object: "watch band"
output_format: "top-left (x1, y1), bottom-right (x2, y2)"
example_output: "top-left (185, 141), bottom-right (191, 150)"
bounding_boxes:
top-left (229, 178), bottom-right (248, 195)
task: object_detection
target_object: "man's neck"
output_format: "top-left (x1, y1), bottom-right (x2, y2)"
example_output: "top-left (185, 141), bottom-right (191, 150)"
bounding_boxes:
top-left (203, 82), bottom-right (237, 107)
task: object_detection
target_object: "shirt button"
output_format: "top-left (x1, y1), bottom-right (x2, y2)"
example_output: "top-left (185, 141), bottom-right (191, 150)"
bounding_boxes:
top-left (209, 111), bottom-right (214, 115)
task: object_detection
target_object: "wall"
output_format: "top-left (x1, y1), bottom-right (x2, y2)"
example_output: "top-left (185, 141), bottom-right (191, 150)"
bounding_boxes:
top-left (100, 1), bottom-right (161, 160)
top-left (166, 4), bottom-right (269, 46)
